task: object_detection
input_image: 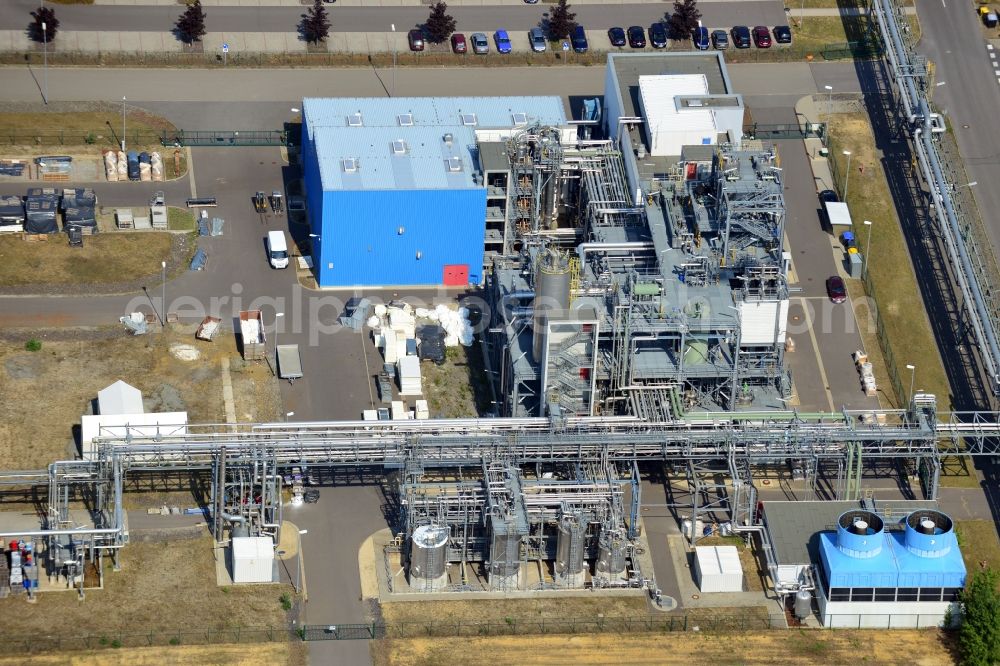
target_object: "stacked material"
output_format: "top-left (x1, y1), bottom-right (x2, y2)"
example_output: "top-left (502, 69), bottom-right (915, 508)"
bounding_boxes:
top-left (0, 196), bottom-right (24, 232)
top-left (391, 400), bottom-right (410, 420)
top-left (0, 160), bottom-right (25, 177)
top-left (415, 399), bottom-right (429, 420)
top-left (853, 350), bottom-right (877, 397)
top-left (413, 305), bottom-right (474, 346)
top-left (62, 206), bottom-right (97, 231)
top-left (62, 187), bottom-right (97, 209)
top-left (115, 208), bottom-right (134, 229)
top-left (116, 151), bottom-right (128, 179)
top-left (398, 355), bottom-right (422, 396)
top-left (24, 199), bottom-right (58, 234)
top-left (150, 151), bottom-right (164, 181)
top-left (104, 150), bottom-right (118, 181)
top-left (417, 325), bottom-right (446, 365)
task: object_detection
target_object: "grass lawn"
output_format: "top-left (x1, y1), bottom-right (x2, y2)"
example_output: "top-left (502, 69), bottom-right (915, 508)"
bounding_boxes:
top-left (827, 114), bottom-right (951, 408)
top-left (167, 206), bottom-right (195, 231)
top-left (0, 108), bottom-right (175, 153)
top-left (955, 520), bottom-right (1000, 581)
top-left (0, 232), bottom-right (174, 287)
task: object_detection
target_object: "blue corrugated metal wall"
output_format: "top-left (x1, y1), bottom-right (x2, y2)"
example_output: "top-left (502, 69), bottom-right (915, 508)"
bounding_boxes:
top-left (301, 114), bottom-right (325, 260)
top-left (316, 188), bottom-right (485, 287)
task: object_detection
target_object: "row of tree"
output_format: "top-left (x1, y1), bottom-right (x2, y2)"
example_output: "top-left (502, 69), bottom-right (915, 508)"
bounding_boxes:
top-left (29, 0), bottom-right (702, 47)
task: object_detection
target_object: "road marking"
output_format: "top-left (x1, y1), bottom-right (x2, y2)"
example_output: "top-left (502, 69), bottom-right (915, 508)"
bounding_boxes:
top-left (796, 298), bottom-right (837, 413)
top-left (991, 53), bottom-right (997, 59)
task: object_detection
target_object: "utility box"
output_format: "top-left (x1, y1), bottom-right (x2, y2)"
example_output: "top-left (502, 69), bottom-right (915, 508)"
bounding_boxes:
top-left (694, 545), bottom-right (744, 593)
top-left (230, 536), bottom-right (275, 583)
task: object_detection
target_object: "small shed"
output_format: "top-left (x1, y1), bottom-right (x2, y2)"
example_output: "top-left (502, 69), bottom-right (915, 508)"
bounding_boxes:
top-left (694, 545), bottom-right (744, 593)
top-left (97, 380), bottom-right (143, 415)
top-left (115, 209), bottom-right (134, 229)
top-left (825, 201), bottom-right (853, 227)
top-left (230, 536), bottom-right (275, 583)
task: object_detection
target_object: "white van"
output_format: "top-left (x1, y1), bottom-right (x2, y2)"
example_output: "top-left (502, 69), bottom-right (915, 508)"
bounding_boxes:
top-left (267, 230), bottom-right (289, 269)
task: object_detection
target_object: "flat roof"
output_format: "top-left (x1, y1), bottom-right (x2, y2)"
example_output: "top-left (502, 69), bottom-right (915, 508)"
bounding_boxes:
top-left (763, 499), bottom-right (940, 566)
top-left (609, 53), bottom-right (731, 121)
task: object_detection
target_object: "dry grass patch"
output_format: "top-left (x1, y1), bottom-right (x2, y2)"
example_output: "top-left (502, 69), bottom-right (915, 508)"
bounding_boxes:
top-left (955, 520), bottom-right (1000, 580)
top-left (0, 233), bottom-right (176, 287)
top-left (380, 596), bottom-right (650, 627)
top-left (0, 642), bottom-right (305, 665)
top-left (420, 344), bottom-right (491, 418)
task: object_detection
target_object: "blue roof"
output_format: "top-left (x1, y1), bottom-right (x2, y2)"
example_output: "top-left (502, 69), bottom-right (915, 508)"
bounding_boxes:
top-left (819, 527), bottom-right (966, 589)
top-left (303, 96), bottom-right (567, 191)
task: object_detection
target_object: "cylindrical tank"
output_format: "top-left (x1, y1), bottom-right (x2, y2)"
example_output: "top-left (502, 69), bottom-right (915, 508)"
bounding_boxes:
top-left (555, 514), bottom-right (586, 576)
top-left (489, 532), bottom-right (521, 577)
top-left (532, 249), bottom-right (571, 362)
top-left (794, 589), bottom-right (812, 620)
top-left (596, 528), bottom-right (627, 576)
top-left (835, 510), bottom-right (884, 559)
top-left (904, 510), bottom-right (956, 558)
top-left (409, 524), bottom-right (449, 582)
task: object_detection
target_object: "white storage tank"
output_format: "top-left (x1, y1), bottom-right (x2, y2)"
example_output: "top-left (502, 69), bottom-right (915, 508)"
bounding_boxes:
top-left (409, 524), bottom-right (449, 591)
top-left (230, 536), bottom-right (275, 584)
top-left (555, 513), bottom-right (587, 587)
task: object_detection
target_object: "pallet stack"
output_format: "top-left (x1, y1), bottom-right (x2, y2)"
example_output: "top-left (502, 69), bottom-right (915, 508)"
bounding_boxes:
top-left (853, 350), bottom-right (877, 397)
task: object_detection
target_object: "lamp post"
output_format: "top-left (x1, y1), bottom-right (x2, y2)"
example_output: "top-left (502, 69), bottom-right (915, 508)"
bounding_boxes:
top-left (390, 24), bottom-right (397, 98)
top-left (823, 85), bottom-right (832, 141)
top-left (862, 220), bottom-right (872, 277)
top-left (842, 150), bottom-right (852, 200)
top-left (41, 21), bottom-right (48, 105)
top-left (906, 363), bottom-right (916, 405)
top-left (121, 96), bottom-right (127, 151)
top-left (161, 261), bottom-right (167, 326)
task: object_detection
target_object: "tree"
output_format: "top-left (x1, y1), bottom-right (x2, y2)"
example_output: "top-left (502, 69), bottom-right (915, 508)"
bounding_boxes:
top-left (667, 0), bottom-right (701, 40)
top-left (175, 0), bottom-right (207, 44)
top-left (424, 2), bottom-right (456, 44)
top-left (959, 569), bottom-right (1000, 666)
top-left (547, 0), bottom-right (576, 41)
top-left (301, 0), bottom-right (332, 44)
top-left (29, 7), bottom-right (59, 43)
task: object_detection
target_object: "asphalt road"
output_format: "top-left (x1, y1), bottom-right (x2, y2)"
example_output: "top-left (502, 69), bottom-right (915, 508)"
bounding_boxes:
top-left (0, 0), bottom-right (787, 33)
top-left (914, 0), bottom-right (1000, 254)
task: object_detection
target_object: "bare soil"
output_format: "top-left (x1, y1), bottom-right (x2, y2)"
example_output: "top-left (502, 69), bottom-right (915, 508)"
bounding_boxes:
top-left (376, 629), bottom-right (957, 666)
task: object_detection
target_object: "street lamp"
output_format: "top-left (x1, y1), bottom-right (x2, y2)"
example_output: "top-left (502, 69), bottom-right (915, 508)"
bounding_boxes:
top-left (391, 24), bottom-right (397, 98)
top-left (121, 96), bottom-right (127, 151)
top-left (823, 85), bottom-right (833, 141)
top-left (842, 150), bottom-right (853, 200)
top-left (906, 364), bottom-right (916, 405)
top-left (161, 261), bottom-right (167, 326)
top-left (41, 21), bottom-right (48, 105)
top-left (862, 220), bottom-right (872, 276)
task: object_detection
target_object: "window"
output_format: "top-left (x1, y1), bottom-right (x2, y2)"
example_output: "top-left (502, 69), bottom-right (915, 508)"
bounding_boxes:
top-left (919, 588), bottom-right (943, 602)
top-left (391, 140), bottom-right (407, 155)
top-left (460, 113), bottom-right (478, 126)
top-left (445, 156), bottom-right (463, 173)
top-left (397, 113), bottom-right (413, 127)
top-left (347, 113), bottom-right (363, 127)
top-left (874, 588), bottom-right (897, 602)
top-left (896, 588), bottom-right (919, 601)
top-left (512, 112), bottom-right (528, 126)
top-left (829, 588), bottom-right (850, 602)
top-left (943, 588), bottom-right (962, 602)
top-left (341, 158), bottom-right (358, 173)
top-left (851, 588), bottom-right (874, 602)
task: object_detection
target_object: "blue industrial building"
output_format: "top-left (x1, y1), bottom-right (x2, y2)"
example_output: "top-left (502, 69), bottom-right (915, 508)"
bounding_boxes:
top-left (301, 96), bottom-right (567, 288)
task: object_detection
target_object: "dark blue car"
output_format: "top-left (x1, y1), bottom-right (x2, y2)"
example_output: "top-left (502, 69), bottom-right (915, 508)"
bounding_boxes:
top-left (571, 25), bottom-right (589, 53)
top-left (608, 27), bottom-right (627, 47)
top-left (693, 26), bottom-right (709, 50)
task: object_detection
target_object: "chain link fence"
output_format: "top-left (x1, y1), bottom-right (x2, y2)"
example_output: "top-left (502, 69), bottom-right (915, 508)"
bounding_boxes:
top-left (0, 626), bottom-right (300, 654)
top-left (0, 129), bottom-right (163, 147)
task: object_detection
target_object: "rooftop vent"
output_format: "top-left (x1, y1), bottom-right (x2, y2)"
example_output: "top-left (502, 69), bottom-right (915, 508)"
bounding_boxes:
top-left (397, 113), bottom-right (414, 127)
top-left (347, 113), bottom-right (363, 127)
top-left (341, 158), bottom-right (358, 173)
top-left (391, 139), bottom-right (407, 155)
top-left (835, 510), bottom-right (884, 559)
top-left (445, 156), bottom-right (463, 173)
top-left (460, 113), bottom-right (478, 127)
top-left (512, 112), bottom-right (528, 126)
top-left (904, 510), bottom-right (956, 558)
top-left (443, 133), bottom-right (454, 145)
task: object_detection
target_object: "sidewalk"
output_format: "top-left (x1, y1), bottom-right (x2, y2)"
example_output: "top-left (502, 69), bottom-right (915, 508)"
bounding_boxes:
top-left (93, 0), bottom-right (736, 5)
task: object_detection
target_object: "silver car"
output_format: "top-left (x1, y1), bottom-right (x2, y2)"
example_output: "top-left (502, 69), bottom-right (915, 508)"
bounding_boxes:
top-left (529, 27), bottom-right (547, 53)
top-left (470, 32), bottom-right (489, 55)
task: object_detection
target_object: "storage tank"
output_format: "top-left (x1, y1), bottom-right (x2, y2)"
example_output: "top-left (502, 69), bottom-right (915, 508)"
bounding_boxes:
top-left (904, 510), bottom-right (956, 558)
top-left (532, 249), bottom-right (571, 362)
top-left (409, 524), bottom-right (449, 591)
top-left (835, 510), bottom-right (884, 559)
top-left (555, 513), bottom-right (587, 587)
top-left (595, 527), bottom-right (627, 581)
top-left (794, 589), bottom-right (813, 620)
top-left (488, 530), bottom-right (521, 590)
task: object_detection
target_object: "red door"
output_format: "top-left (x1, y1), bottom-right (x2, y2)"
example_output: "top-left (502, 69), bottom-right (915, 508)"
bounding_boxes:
top-left (442, 264), bottom-right (469, 286)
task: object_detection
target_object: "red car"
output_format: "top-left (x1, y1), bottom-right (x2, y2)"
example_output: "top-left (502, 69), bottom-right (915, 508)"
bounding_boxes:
top-left (451, 33), bottom-right (467, 53)
top-left (826, 275), bottom-right (847, 304)
top-left (408, 29), bottom-right (425, 52)
top-left (752, 26), bottom-right (771, 48)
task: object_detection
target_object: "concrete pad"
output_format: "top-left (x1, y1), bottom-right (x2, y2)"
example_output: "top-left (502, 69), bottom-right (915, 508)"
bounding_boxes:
top-left (328, 32), bottom-right (349, 55)
top-left (343, 32), bottom-right (369, 55)
top-left (243, 32), bottom-right (269, 53)
top-left (118, 31), bottom-right (143, 54)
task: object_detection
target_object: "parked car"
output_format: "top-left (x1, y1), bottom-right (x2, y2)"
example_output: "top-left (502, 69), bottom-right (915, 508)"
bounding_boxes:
top-left (529, 27), bottom-right (547, 53)
top-left (608, 26), bottom-right (627, 47)
top-left (693, 26), bottom-right (710, 50)
top-left (731, 25), bottom-right (751, 49)
top-left (524, 0), bottom-right (539, 3)
top-left (818, 189), bottom-right (839, 205)
top-left (627, 25), bottom-right (646, 48)
top-left (495, 29), bottom-right (513, 54)
top-left (826, 275), bottom-right (847, 304)
top-left (451, 33), bottom-right (467, 53)
top-left (571, 25), bottom-right (589, 53)
top-left (711, 29), bottom-right (729, 49)
top-left (408, 29), bottom-right (425, 52)
top-left (774, 25), bottom-right (792, 44)
top-left (752, 26), bottom-right (772, 48)
top-left (649, 23), bottom-right (668, 48)
top-left (470, 32), bottom-right (489, 54)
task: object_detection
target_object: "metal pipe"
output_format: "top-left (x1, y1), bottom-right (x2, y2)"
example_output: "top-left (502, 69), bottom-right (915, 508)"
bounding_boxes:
top-left (577, 242), bottom-right (655, 264)
top-left (0, 528), bottom-right (120, 538)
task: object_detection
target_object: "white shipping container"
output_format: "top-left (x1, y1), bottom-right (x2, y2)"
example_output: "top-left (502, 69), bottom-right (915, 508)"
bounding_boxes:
top-left (231, 536), bottom-right (274, 584)
top-left (694, 545), bottom-right (744, 593)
